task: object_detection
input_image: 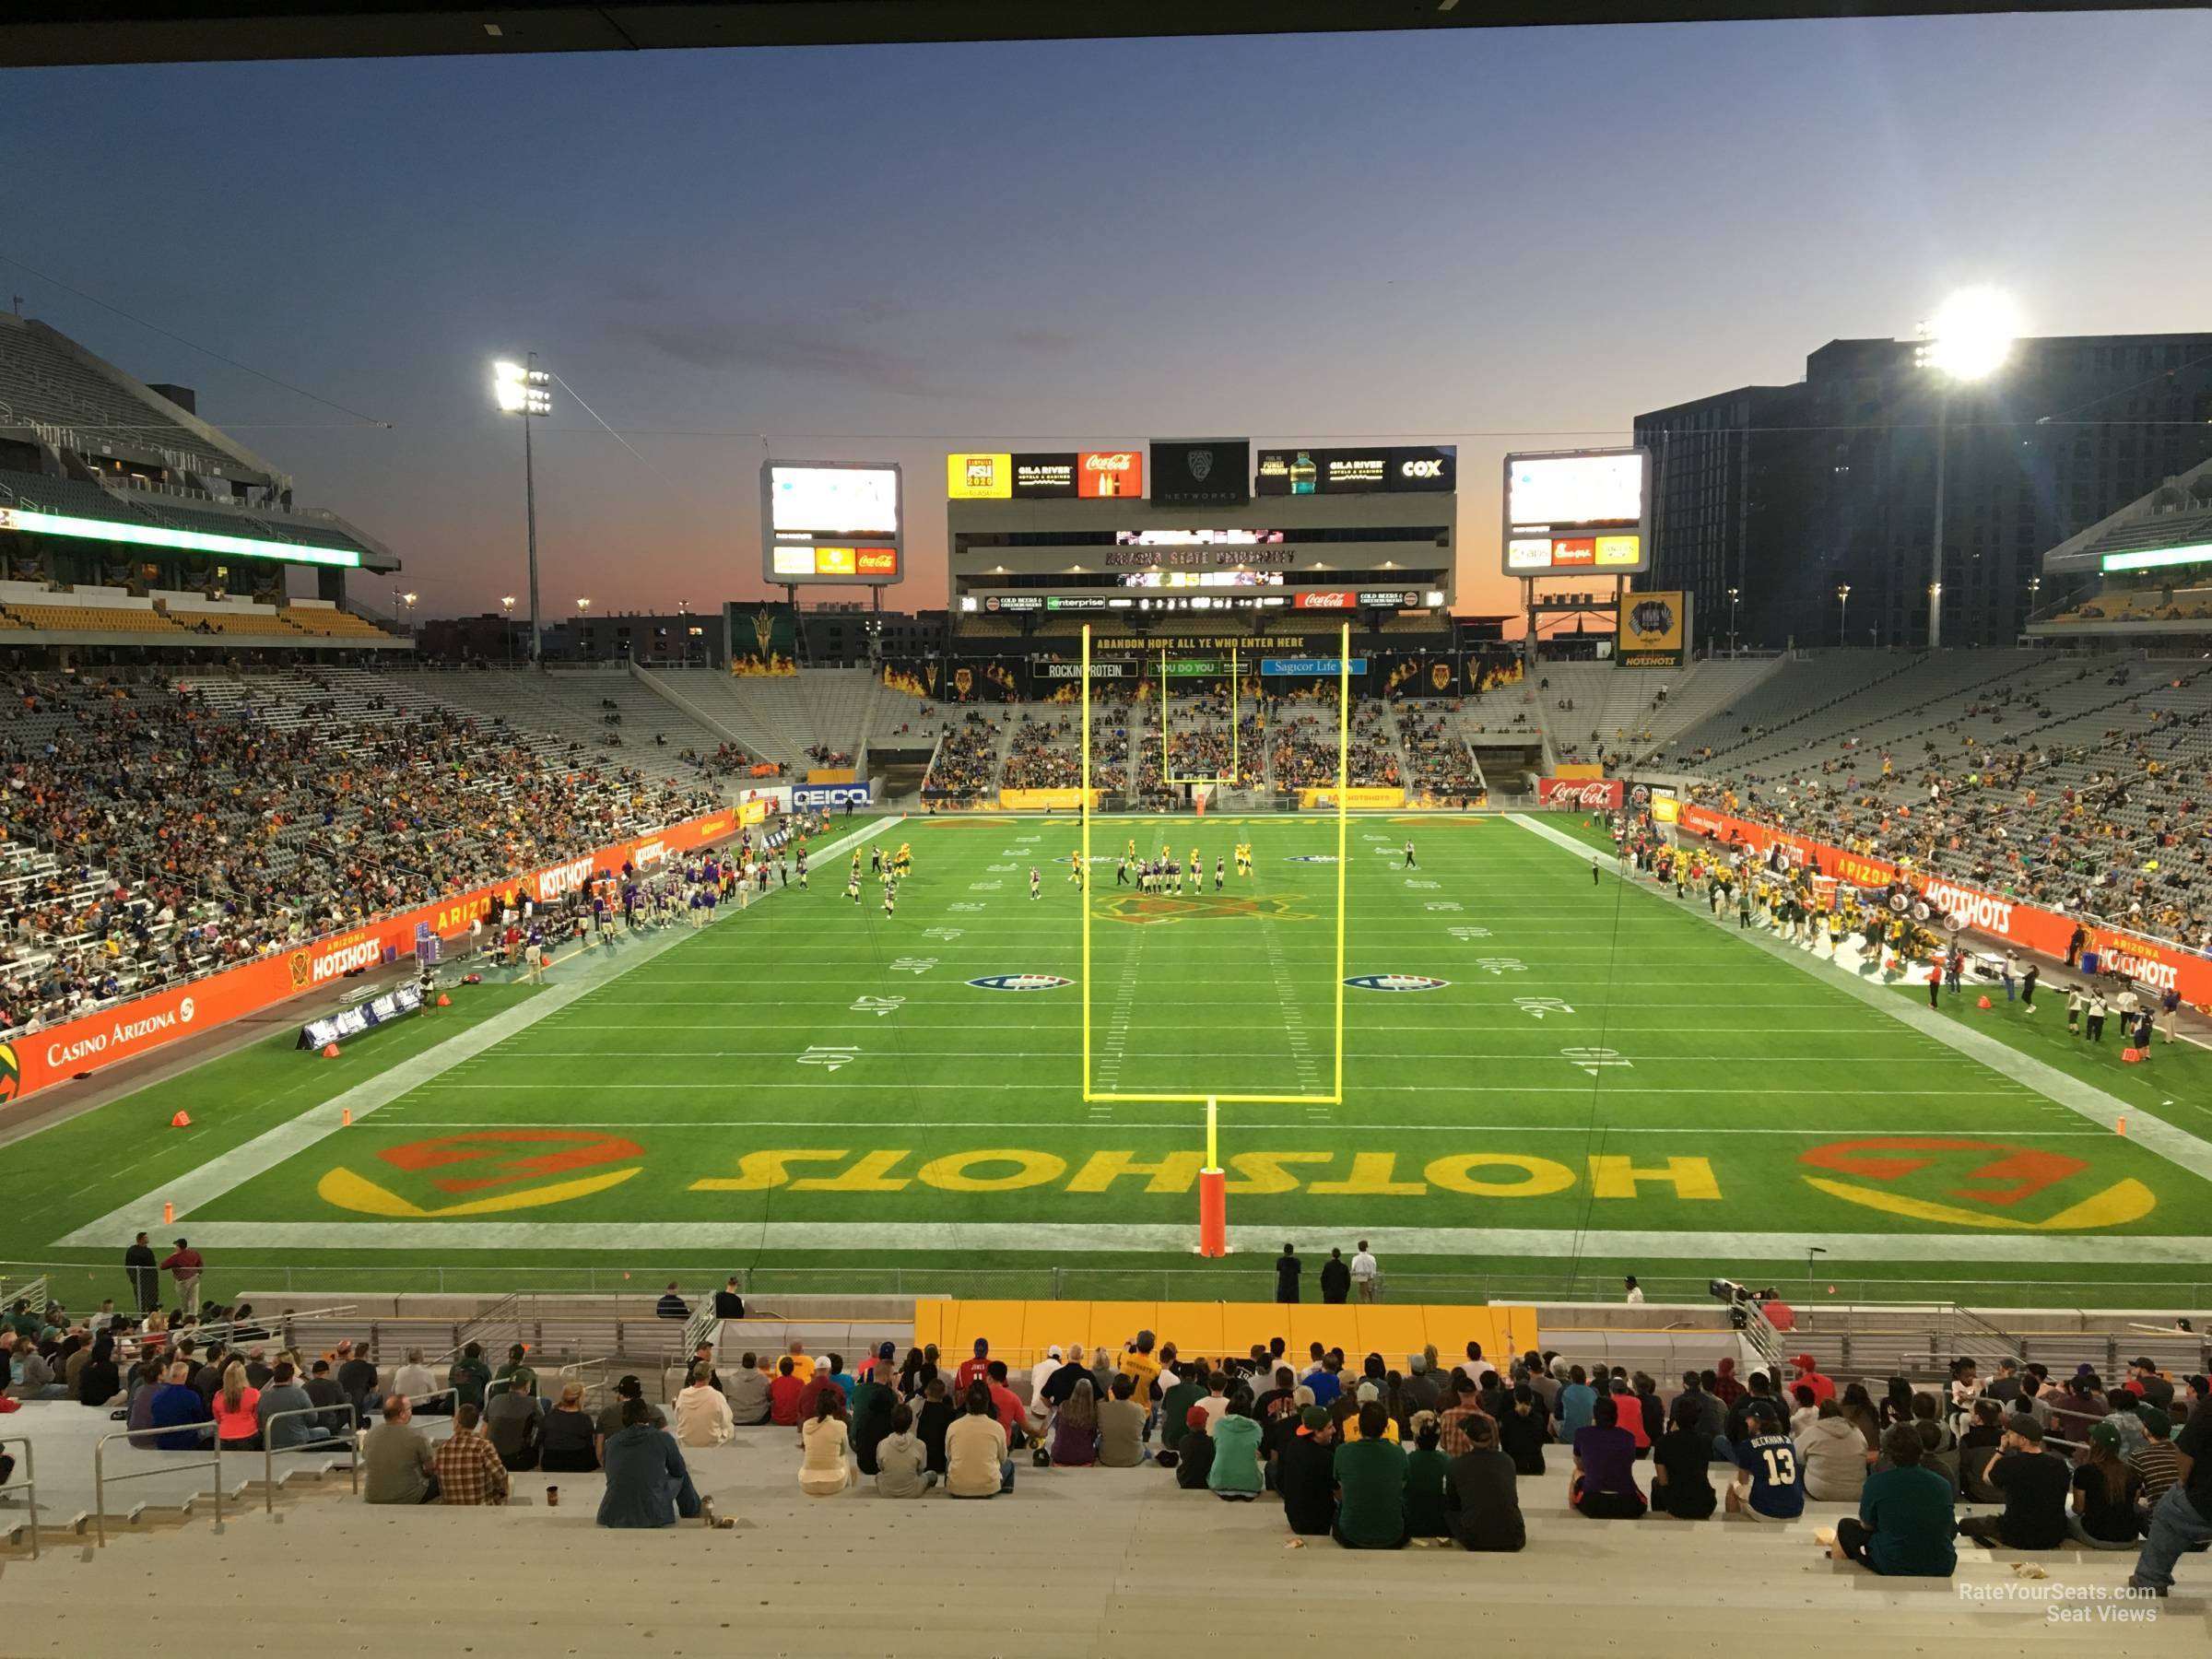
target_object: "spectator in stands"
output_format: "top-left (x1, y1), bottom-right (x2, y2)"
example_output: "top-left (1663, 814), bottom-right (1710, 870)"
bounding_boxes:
top-left (1403, 1412), bottom-right (1450, 1537)
top-left (1174, 1406), bottom-right (1217, 1490)
top-left (1801, 1401), bottom-right (1875, 1501)
top-left (597, 1398), bottom-right (706, 1529)
top-left (595, 1374), bottom-right (665, 1451)
top-left (1319, 1249), bottom-right (1351, 1305)
top-left (799, 1389), bottom-right (853, 1496)
top-left (1208, 1390), bottom-right (1265, 1501)
top-left (1445, 1413), bottom-right (1526, 1552)
top-left (254, 1360), bottom-right (318, 1450)
top-left (1957, 1418), bottom-right (2069, 1549)
top-left (75, 1334), bottom-right (121, 1409)
top-left (433, 1405), bottom-right (511, 1506)
top-left (655, 1282), bottom-right (689, 1320)
top-left (1095, 1373), bottom-right (1145, 1467)
top-left (1556, 1364), bottom-right (1597, 1438)
top-left (303, 1359), bottom-right (347, 1430)
top-left (447, 1342), bottom-right (490, 1413)
top-left (1334, 1401), bottom-right (1410, 1547)
top-left (1788, 1384), bottom-right (1821, 1441)
top-left (852, 1376), bottom-right (897, 1476)
top-left (1159, 1361), bottom-right (1207, 1464)
top-left (1959, 1399), bottom-right (2007, 1502)
top-left (712, 1278), bottom-right (746, 1320)
top-left (485, 1374), bottom-right (542, 1470)
top-left (392, 1347), bottom-right (435, 1402)
top-left (724, 1351), bottom-right (771, 1426)
top-left (1832, 1425), bottom-right (1956, 1578)
top-left (1276, 1406), bottom-right (1336, 1535)
top-left (1724, 1403), bottom-right (1803, 1524)
top-left (2131, 1408), bottom-right (2181, 1510)
top-left (213, 1361), bottom-right (262, 1451)
top-left (1569, 1395), bottom-right (1645, 1520)
top-left (768, 1355), bottom-right (807, 1426)
top-left (362, 1394), bottom-right (438, 1504)
top-left (677, 1361), bottom-right (735, 1447)
top-left (947, 1382), bottom-right (1011, 1498)
top-left (540, 1382), bottom-right (600, 1473)
top-left (1838, 1382), bottom-right (1883, 1449)
top-left (876, 1404), bottom-right (932, 1497)
top-left (489, 1343), bottom-right (536, 1397)
top-left (954, 1338), bottom-right (993, 1395)
top-left (2070, 1424), bottom-right (2145, 1548)
top-left (2128, 1359), bottom-right (2176, 1414)
top-left (1650, 1394), bottom-right (1717, 1520)
top-left (147, 1359), bottom-right (209, 1451)
top-left (1052, 1378), bottom-right (1101, 1466)
top-left (915, 1375), bottom-right (956, 1476)
top-left (2131, 1383), bottom-right (2212, 1596)
top-left (1498, 1384), bottom-right (1553, 1477)
top-left (336, 1341), bottom-right (382, 1412)
top-left (159, 1239), bottom-right (204, 1310)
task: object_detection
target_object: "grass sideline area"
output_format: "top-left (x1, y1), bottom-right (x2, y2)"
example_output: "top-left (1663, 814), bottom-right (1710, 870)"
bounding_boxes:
top-left (6, 812), bottom-right (2212, 1311)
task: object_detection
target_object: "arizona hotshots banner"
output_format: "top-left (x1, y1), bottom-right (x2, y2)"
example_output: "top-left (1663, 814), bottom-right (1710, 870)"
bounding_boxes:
top-left (1617, 591), bottom-right (1689, 669)
top-left (1677, 803), bottom-right (2212, 1007)
top-left (0, 806), bottom-right (743, 1103)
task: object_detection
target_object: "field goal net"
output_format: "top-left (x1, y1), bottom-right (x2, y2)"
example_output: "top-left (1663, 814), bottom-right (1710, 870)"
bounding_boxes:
top-left (1077, 620), bottom-right (1352, 1105)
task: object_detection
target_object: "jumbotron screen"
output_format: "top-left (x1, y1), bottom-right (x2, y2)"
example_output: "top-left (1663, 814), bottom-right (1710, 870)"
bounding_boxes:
top-left (1500, 446), bottom-right (1651, 577)
top-left (759, 460), bottom-right (905, 585)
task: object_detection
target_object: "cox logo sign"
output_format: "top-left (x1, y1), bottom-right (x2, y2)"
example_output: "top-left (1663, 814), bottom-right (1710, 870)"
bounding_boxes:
top-left (794, 783), bottom-right (873, 807)
top-left (1399, 457), bottom-right (1444, 480)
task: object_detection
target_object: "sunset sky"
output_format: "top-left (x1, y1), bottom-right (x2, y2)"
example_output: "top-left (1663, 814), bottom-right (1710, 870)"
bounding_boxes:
top-left (5, 9), bottom-right (2208, 621)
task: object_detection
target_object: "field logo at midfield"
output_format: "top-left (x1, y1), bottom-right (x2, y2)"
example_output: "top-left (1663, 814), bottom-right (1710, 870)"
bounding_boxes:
top-left (0, 1041), bottom-right (16, 1101)
top-left (968, 974), bottom-right (1073, 992)
top-left (1344, 974), bottom-right (1449, 993)
top-left (1798, 1137), bottom-right (2155, 1230)
top-left (319, 1130), bottom-right (643, 1218)
top-left (1096, 893), bottom-right (1312, 927)
top-left (1285, 854), bottom-right (1338, 863)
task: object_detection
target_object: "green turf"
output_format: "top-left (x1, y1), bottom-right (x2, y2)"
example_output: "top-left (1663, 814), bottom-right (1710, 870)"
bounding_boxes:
top-left (7, 812), bottom-right (2211, 1308)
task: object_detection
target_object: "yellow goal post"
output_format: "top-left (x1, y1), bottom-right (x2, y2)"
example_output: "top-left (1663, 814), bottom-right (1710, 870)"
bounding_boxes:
top-left (1079, 620), bottom-right (1350, 1105)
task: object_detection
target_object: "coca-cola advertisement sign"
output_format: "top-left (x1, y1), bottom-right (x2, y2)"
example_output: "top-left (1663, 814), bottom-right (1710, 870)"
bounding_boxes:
top-left (1077, 450), bottom-right (1144, 499)
top-left (1538, 778), bottom-right (1624, 809)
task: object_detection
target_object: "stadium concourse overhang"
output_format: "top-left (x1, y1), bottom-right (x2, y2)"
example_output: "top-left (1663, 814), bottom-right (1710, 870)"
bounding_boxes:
top-left (0, 0), bottom-right (2187, 67)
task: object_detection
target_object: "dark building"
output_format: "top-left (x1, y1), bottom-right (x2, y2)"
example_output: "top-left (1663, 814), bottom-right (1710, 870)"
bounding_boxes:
top-left (1636, 333), bottom-right (2212, 652)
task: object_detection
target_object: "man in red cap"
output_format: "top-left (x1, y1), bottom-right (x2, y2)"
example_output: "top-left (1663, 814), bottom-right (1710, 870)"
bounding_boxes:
top-left (1792, 1355), bottom-right (1836, 1407)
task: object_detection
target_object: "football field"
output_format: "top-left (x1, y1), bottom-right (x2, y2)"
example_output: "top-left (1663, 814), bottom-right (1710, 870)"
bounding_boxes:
top-left (9, 812), bottom-right (2212, 1309)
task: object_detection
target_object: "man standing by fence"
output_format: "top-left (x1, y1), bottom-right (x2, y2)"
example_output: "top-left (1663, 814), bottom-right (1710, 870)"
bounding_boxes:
top-left (124, 1231), bottom-right (159, 1312)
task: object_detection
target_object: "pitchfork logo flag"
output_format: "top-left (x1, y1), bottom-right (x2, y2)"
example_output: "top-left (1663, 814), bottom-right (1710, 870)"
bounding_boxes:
top-left (1617, 590), bottom-right (1690, 668)
top-left (1150, 438), bottom-right (1251, 504)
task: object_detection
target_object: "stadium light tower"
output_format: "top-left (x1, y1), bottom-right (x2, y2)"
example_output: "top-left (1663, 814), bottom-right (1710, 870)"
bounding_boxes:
top-left (492, 357), bottom-right (552, 666)
top-left (1726, 586), bottom-right (1739, 657)
top-left (1835, 583), bottom-right (1851, 646)
top-left (1915, 287), bottom-right (2019, 649)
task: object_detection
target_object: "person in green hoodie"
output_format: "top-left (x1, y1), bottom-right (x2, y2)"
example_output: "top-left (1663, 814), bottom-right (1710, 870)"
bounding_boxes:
top-left (1207, 1388), bottom-right (1265, 1500)
top-left (1334, 1401), bottom-right (1410, 1547)
top-left (1404, 1411), bottom-right (1452, 1538)
top-left (1832, 1424), bottom-right (1956, 1577)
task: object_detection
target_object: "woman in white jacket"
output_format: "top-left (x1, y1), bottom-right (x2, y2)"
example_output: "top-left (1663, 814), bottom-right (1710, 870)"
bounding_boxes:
top-left (674, 1363), bottom-right (735, 1447)
top-left (800, 1392), bottom-right (854, 1495)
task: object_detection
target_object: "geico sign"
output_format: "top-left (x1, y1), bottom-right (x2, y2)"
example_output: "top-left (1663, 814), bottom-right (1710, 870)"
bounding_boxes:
top-left (1919, 878), bottom-right (2013, 937)
top-left (794, 784), bottom-right (873, 807)
top-left (1399, 457), bottom-right (1445, 480)
top-left (312, 936), bottom-right (384, 983)
top-left (535, 856), bottom-right (596, 902)
top-left (46, 995), bottom-right (195, 1068)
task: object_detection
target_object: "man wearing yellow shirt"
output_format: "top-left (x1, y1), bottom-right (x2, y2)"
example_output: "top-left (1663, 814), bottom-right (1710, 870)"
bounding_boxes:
top-left (1118, 1331), bottom-right (1162, 1434)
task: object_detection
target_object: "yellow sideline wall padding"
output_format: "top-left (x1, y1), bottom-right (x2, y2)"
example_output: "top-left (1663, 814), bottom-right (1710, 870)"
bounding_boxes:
top-left (912, 1300), bottom-right (1539, 1371)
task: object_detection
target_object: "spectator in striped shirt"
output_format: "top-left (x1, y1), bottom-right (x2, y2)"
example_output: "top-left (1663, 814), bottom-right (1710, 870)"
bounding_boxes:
top-left (432, 1406), bottom-right (511, 1506)
top-left (2132, 1408), bottom-right (2182, 1511)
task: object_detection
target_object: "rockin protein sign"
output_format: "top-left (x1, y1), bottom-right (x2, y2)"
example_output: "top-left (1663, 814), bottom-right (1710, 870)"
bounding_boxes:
top-left (1537, 778), bottom-right (1625, 810)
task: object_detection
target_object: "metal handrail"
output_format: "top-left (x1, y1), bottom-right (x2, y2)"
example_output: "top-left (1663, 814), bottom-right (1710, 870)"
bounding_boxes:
top-left (93, 1422), bottom-right (224, 1547)
top-left (182, 1302), bottom-right (359, 1354)
top-left (259, 1401), bottom-right (359, 1512)
top-left (557, 1357), bottom-right (613, 1406)
top-left (0, 1435), bottom-right (40, 1559)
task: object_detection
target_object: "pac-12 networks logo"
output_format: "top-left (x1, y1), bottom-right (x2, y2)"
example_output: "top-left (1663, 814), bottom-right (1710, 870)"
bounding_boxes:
top-left (1344, 974), bottom-right (1449, 993)
top-left (967, 974), bottom-right (1072, 992)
